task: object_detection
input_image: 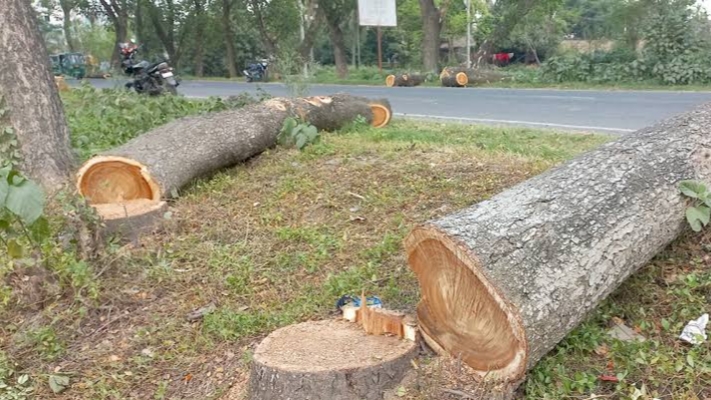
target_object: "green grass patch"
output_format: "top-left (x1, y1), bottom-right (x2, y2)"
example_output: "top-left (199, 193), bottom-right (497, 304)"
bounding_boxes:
top-left (3, 87), bottom-right (707, 399)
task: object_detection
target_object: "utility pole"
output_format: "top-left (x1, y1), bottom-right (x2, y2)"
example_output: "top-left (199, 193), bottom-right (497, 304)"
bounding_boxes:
top-left (466, 0), bottom-right (472, 68)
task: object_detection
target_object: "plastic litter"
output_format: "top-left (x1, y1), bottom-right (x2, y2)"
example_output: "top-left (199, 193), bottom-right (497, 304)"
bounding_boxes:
top-left (335, 294), bottom-right (382, 311)
top-left (679, 313), bottom-right (709, 345)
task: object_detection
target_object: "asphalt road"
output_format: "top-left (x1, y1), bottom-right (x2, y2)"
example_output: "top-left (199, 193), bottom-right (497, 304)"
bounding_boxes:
top-left (83, 78), bottom-right (711, 134)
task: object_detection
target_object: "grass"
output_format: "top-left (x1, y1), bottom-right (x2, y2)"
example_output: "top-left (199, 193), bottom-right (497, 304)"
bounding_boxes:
top-left (1, 88), bottom-right (709, 400)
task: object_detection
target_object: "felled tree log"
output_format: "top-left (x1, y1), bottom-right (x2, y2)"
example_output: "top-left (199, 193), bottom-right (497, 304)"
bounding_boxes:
top-left (248, 319), bottom-right (417, 400)
top-left (385, 73), bottom-right (424, 87)
top-left (440, 67), bottom-right (474, 87)
top-left (76, 94), bottom-right (391, 235)
top-left (344, 95), bottom-right (393, 128)
top-left (404, 103), bottom-right (711, 394)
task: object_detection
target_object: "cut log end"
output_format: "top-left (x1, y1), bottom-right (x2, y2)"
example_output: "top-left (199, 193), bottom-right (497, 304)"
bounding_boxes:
top-left (385, 74), bottom-right (396, 87)
top-left (404, 226), bottom-right (528, 382)
top-left (456, 72), bottom-right (469, 86)
top-left (370, 103), bottom-right (392, 128)
top-left (77, 156), bottom-right (162, 205)
top-left (249, 319), bottom-right (417, 400)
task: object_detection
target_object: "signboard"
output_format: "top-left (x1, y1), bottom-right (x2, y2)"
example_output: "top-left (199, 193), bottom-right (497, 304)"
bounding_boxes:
top-left (357, 0), bottom-right (397, 27)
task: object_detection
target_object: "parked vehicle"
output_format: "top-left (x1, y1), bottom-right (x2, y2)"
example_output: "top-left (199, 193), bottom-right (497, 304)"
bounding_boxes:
top-left (49, 52), bottom-right (87, 79)
top-left (243, 59), bottom-right (269, 82)
top-left (119, 42), bottom-right (179, 95)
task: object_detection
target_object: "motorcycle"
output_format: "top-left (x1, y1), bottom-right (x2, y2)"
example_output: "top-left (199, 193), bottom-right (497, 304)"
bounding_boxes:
top-left (243, 59), bottom-right (269, 82)
top-left (119, 42), bottom-right (179, 95)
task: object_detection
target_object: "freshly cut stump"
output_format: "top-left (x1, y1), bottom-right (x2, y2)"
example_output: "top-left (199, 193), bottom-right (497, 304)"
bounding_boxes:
top-left (248, 319), bottom-right (417, 400)
top-left (441, 72), bottom-right (470, 87)
top-left (404, 102), bottom-right (711, 393)
top-left (76, 94), bottom-right (391, 238)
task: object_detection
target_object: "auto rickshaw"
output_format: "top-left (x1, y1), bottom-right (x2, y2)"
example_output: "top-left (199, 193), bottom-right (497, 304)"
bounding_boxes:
top-left (49, 52), bottom-right (87, 79)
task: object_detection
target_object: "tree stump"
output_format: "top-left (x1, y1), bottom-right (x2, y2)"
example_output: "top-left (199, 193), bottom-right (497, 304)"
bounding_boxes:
top-left (248, 319), bottom-right (417, 400)
top-left (404, 102), bottom-right (711, 393)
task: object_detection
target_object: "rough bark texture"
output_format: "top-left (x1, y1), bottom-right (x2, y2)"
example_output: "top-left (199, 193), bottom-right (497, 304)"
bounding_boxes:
top-left (326, 18), bottom-right (349, 79)
top-left (419, 0), bottom-right (448, 73)
top-left (386, 74), bottom-right (424, 87)
top-left (404, 102), bottom-right (711, 392)
top-left (248, 319), bottom-right (418, 400)
top-left (76, 94), bottom-right (380, 204)
top-left (0, 0), bottom-right (76, 190)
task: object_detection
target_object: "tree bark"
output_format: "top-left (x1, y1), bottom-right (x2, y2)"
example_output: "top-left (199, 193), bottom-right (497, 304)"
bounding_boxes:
top-left (60, 0), bottom-right (76, 52)
top-left (248, 319), bottom-right (417, 400)
top-left (99, 0), bottom-right (129, 68)
top-left (385, 74), bottom-right (424, 87)
top-left (419, 0), bottom-right (445, 73)
top-left (192, 0), bottom-right (206, 77)
top-left (75, 94), bottom-right (391, 232)
top-left (221, 0), bottom-right (238, 78)
top-left (325, 18), bottom-right (348, 79)
top-left (404, 102), bottom-right (711, 394)
top-left (0, 0), bottom-right (75, 190)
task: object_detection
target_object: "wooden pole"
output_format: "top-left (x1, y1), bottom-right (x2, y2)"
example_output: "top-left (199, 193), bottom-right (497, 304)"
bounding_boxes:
top-left (377, 25), bottom-right (382, 73)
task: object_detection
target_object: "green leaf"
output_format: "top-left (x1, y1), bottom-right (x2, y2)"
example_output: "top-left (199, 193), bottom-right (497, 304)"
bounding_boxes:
top-left (686, 206), bottom-right (710, 232)
top-left (7, 239), bottom-right (23, 259)
top-left (29, 216), bottom-right (50, 242)
top-left (17, 374), bottom-right (29, 386)
top-left (680, 180), bottom-right (706, 198)
top-left (687, 354), bottom-right (695, 368)
top-left (5, 176), bottom-right (45, 224)
top-left (48, 374), bottom-right (69, 394)
top-left (295, 134), bottom-right (308, 150)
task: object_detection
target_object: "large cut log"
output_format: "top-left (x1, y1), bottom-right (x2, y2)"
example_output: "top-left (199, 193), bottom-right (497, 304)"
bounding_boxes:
top-left (385, 73), bottom-right (424, 87)
top-left (440, 67), bottom-right (474, 87)
top-left (248, 319), bottom-right (417, 400)
top-left (76, 94), bottom-right (391, 236)
top-left (404, 103), bottom-right (711, 394)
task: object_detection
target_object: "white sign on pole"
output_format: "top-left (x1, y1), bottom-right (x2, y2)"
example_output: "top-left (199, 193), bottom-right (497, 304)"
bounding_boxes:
top-left (357, 0), bottom-right (397, 27)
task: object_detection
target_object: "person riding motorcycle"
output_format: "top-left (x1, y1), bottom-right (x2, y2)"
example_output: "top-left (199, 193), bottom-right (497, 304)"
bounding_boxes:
top-left (119, 41), bottom-right (179, 95)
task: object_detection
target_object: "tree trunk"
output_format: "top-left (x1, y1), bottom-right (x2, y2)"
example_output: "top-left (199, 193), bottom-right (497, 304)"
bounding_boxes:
top-left (221, 0), bottom-right (238, 78)
top-left (419, 0), bottom-right (442, 73)
top-left (404, 103), bottom-right (711, 395)
top-left (385, 74), bottom-right (424, 87)
top-left (75, 94), bottom-right (391, 234)
top-left (61, 2), bottom-right (76, 52)
top-left (325, 19), bottom-right (348, 79)
top-left (192, 0), bottom-right (205, 77)
top-left (0, 0), bottom-right (75, 190)
top-left (248, 319), bottom-right (417, 400)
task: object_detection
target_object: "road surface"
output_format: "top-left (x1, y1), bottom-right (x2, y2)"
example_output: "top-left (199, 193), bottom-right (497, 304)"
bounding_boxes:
top-left (83, 78), bottom-right (711, 134)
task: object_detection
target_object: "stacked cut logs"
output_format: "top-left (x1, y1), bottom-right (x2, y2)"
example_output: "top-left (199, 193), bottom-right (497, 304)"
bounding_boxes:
top-left (404, 102), bottom-right (711, 396)
top-left (440, 67), bottom-right (475, 87)
top-left (385, 73), bottom-right (424, 87)
top-left (76, 94), bottom-right (393, 239)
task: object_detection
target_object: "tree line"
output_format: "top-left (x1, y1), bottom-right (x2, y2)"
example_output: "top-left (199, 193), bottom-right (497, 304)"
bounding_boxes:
top-left (34, 0), bottom-right (711, 84)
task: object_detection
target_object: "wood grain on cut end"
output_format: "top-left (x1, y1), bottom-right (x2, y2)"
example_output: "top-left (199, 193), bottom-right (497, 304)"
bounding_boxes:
top-left (385, 74), bottom-right (396, 87)
top-left (405, 226), bottom-right (527, 382)
top-left (371, 104), bottom-right (391, 128)
top-left (455, 72), bottom-right (469, 86)
top-left (248, 319), bottom-right (417, 400)
top-left (77, 156), bottom-right (161, 205)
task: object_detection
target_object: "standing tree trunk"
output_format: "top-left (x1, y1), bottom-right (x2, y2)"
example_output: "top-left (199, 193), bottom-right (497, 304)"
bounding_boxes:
top-left (192, 0), bottom-right (206, 77)
top-left (0, 0), bottom-right (75, 190)
top-left (404, 103), bottom-right (711, 396)
top-left (325, 19), bottom-right (348, 79)
top-left (60, 0), bottom-right (76, 52)
top-left (419, 0), bottom-right (446, 73)
top-left (221, 0), bottom-right (238, 78)
top-left (99, 0), bottom-right (129, 68)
